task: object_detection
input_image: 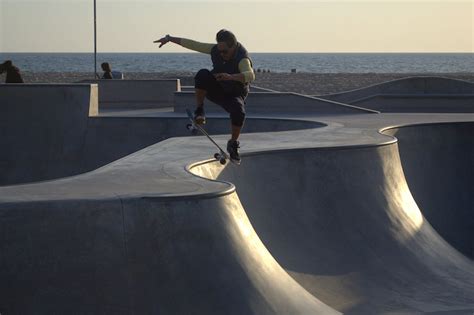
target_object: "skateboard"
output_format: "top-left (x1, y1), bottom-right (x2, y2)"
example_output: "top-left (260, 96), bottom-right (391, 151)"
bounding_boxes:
top-left (185, 108), bottom-right (239, 166)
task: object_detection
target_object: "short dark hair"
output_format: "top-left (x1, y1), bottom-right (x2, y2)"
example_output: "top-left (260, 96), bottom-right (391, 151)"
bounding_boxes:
top-left (216, 29), bottom-right (237, 48)
top-left (0, 60), bottom-right (13, 73)
top-left (101, 62), bottom-right (111, 72)
top-left (1, 60), bottom-right (12, 68)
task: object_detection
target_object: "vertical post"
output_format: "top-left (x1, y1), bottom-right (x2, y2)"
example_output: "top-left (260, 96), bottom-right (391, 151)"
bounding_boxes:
top-left (94, 0), bottom-right (98, 78)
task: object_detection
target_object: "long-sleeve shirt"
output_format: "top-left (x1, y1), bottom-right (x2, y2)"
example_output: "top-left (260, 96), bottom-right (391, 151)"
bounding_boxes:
top-left (180, 38), bottom-right (255, 83)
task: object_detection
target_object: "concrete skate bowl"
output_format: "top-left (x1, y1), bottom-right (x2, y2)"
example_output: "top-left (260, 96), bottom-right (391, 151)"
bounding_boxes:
top-left (190, 123), bottom-right (474, 314)
top-left (382, 122), bottom-right (474, 260)
top-left (0, 114), bottom-right (322, 186)
top-left (319, 76), bottom-right (474, 113)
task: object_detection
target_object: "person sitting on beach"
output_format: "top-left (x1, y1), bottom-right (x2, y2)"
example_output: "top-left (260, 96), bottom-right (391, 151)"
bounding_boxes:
top-left (153, 29), bottom-right (255, 163)
top-left (0, 60), bottom-right (24, 83)
top-left (101, 62), bottom-right (124, 80)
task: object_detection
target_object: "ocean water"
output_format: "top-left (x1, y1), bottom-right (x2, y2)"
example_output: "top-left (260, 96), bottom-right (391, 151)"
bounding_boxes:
top-left (0, 52), bottom-right (472, 73)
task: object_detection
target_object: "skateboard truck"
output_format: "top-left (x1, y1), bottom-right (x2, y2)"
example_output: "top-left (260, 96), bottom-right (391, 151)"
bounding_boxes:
top-left (185, 108), bottom-right (238, 165)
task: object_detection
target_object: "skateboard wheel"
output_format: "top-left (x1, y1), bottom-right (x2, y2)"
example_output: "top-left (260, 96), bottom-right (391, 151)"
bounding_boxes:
top-left (214, 153), bottom-right (221, 159)
top-left (186, 124), bottom-right (198, 134)
top-left (219, 158), bottom-right (226, 165)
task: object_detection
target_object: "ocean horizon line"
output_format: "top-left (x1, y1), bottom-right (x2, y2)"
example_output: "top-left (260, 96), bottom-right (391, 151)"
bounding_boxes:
top-left (2, 51), bottom-right (472, 55)
top-left (2, 52), bottom-right (472, 74)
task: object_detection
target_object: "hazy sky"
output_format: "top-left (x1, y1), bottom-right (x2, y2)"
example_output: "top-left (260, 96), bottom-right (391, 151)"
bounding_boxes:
top-left (0, 0), bottom-right (472, 53)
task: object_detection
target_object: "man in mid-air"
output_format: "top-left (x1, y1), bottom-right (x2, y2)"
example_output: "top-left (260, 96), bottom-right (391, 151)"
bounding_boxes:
top-left (154, 29), bottom-right (255, 163)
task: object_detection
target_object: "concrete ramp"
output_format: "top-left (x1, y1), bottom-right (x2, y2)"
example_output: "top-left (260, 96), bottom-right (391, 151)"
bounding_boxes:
top-left (384, 123), bottom-right (474, 259)
top-left (319, 77), bottom-right (474, 113)
top-left (0, 189), bottom-right (338, 314)
top-left (191, 132), bottom-right (474, 313)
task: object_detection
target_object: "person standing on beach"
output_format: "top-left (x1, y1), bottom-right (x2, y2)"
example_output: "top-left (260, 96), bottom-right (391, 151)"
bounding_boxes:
top-left (153, 29), bottom-right (255, 163)
top-left (0, 60), bottom-right (24, 83)
top-left (101, 62), bottom-right (124, 79)
top-left (101, 62), bottom-right (114, 79)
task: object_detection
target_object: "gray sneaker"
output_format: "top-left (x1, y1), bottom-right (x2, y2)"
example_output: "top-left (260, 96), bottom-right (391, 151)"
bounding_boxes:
top-left (227, 139), bottom-right (241, 163)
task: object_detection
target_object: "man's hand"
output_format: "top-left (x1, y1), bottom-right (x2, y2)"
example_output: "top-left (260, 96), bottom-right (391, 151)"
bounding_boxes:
top-left (214, 73), bottom-right (233, 81)
top-left (153, 35), bottom-right (170, 48)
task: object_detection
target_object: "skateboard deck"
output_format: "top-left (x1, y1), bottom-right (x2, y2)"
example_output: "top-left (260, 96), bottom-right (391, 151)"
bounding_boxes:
top-left (185, 108), bottom-right (240, 165)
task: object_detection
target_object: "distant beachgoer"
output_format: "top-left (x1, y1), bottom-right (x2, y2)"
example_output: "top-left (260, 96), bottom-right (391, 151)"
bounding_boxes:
top-left (101, 62), bottom-right (124, 80)
top-left (0, 60), bottom-right (24, 83)
top-left (153, 29), bottom-right (255, 163)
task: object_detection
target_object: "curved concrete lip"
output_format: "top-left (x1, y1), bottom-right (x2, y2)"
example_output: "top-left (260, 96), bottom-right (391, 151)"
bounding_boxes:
top-left (0, 112), bottom-right (472, 203)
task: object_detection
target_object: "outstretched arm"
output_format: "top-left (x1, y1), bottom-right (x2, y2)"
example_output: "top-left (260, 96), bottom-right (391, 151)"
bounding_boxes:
top-left (154, 35), bottom-right (214, 54)
top-left (153, 34), bottom-right (181, 47)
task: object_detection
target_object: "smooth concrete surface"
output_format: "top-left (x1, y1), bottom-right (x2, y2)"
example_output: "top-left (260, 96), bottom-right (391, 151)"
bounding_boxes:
top-left (0, 84), bottom-right (98, 185)
top-left (384, 123), bottom-right (473, 259)
top-left (192, 126), bottom-right (474, 314)
top-left (320, 76), bottom-right (474, 102)
top-left (80, 79), bottom-right (180, 109)
top-left (174, 91), bottom-right (378, 114)
top-left (350, 94), bottom-right (474, 113)
top-left (0, 83), bottom-right (98, 116)
top-left (0, 78), bottom-right (473, 314)
top-left (319, 77), bottom-right (474, 113)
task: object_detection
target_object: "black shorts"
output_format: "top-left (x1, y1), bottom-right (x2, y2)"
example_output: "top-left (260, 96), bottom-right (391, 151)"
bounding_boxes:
top-left (194, 69), bottom-right (247, 127)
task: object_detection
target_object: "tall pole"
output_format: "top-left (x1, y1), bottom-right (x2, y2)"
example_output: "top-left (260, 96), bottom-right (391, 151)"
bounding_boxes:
top-left (94, 0), bottom-right (97, 78)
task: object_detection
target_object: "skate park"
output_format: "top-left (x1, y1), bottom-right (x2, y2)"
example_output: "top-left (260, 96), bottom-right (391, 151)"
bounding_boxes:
top-left (0, 76), bottom-right (473, 314)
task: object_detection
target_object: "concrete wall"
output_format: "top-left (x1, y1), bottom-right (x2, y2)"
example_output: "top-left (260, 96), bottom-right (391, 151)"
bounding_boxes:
top-left (0, 84), bottom-right (98, 184)
top-left (352, 95), bottom-right (474, 113)
top-left (0, 90), bottom-right (321, 185)
top-left (317, 77), bottom-right (474, 113)
top-left (383, 122), bottom-right (474, 258)
top-left (80, 79), bottom-right (180, 110)
top-left (320, 76), bottom-right (474, 103)
top-left (0, 83), bottom-right (98, 115)
top-left (174, 91), bottom-right (376, 115)
top-left (180, 85), bottom-right (278, 93)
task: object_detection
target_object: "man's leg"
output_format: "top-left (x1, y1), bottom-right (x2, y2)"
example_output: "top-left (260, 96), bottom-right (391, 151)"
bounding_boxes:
top-left (198, 77), bottom-right (246, 161)
top-left (206, 93), bottom-right (246, 162)
top-left (194, 69), bottom-right (215, 106)
top-left (193, 88), bottom-right (207, 124)
top-left (231, 124), bottom-right (242, 141)
top-left (194, 88), bottom-right (206, 108)
top-left (228, 96), bottom-right (246, 141)
top-left (194, 69), bottom-right (221, 125)
top-left (226, 98), bottom-right (246, 162)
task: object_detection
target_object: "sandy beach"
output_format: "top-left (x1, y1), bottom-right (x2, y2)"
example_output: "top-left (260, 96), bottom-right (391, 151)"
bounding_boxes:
top-left (4, 71), bottom-right (474, 96)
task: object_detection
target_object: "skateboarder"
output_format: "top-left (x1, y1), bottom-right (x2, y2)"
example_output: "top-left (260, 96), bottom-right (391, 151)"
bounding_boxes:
top-left (154, 29), bottom-right (255, 163)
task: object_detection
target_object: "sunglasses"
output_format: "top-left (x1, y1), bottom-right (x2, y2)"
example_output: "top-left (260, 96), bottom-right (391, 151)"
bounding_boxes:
top-left (218, 44), bottom-right (235, 55)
